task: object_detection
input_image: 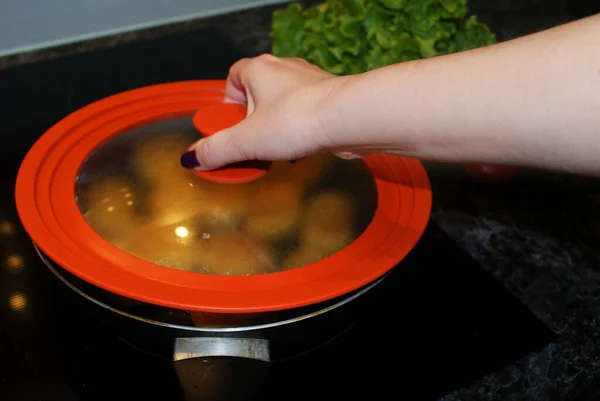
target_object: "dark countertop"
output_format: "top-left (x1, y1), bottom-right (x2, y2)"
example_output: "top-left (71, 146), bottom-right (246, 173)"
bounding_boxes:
top-left (428, 164), bottom-right (600, 401)
top-left (2, 1), bottom-right (600, 400)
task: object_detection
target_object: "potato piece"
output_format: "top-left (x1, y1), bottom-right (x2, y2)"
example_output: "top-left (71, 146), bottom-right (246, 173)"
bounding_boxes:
top-left (193, 179), bottom-right (259, 226)
top-left (196, 229), bottom-right (276, 276)
top-left (82, 176), bottom-right (138, 240)
top-left (282, 245), bottom-right (328, 271)
top-left (300, 189), bottom-right (356, 254)
top-left (243, 182), bottom-right (303, 241)
top-left (265, 152), bottom-right (333, 192)
top-left (145, 175), bottom-right (207, 227)
top-left (131, 132), bottom-right (191, 185)
top-left (120, 221), bottom-right (204, 272)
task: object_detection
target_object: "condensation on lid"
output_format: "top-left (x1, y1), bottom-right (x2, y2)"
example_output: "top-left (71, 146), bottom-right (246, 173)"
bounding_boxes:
top-left (191, 103), bottom-right (271, 184)
top-left (74, 116), bottom-right (378, 277)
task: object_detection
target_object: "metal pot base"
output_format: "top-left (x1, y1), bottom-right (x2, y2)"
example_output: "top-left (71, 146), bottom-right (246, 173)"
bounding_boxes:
top-left (36, 243), bottom-right (387, 401)
top-left (35, 242), bottom-right (386, 360)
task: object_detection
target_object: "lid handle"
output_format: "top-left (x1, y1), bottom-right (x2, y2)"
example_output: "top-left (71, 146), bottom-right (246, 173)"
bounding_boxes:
top-left (191, 103), bottom-right (270, 184)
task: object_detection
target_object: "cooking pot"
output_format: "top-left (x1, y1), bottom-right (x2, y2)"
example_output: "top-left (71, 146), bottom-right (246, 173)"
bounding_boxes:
top-left (15, 80), bottom-right (432, 400)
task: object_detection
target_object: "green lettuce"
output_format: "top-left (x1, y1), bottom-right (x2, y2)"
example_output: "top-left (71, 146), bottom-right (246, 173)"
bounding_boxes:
top-left (270, 0), bottom-right (496, 75)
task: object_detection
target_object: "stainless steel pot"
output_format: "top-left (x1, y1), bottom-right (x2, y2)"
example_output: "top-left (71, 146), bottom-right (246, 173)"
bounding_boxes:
top-left (36, 244), bottom-right (387, 401)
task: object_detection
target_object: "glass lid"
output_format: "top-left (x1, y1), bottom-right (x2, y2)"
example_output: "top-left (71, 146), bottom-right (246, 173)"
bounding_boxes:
top-left (74, 116), bottom-right (378, 276)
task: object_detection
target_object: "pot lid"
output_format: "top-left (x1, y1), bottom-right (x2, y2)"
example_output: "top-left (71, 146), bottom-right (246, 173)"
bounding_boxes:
top-left (75, 114), bottom-right (376, 277)
top-left (15, 80), bottom-right (432, 313)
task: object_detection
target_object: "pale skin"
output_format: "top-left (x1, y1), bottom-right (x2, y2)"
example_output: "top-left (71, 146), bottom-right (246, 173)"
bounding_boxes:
top-left (182, 13), bottom-right (600, 176)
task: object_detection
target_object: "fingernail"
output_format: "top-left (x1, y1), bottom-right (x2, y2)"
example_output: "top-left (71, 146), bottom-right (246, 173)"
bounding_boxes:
top-left (180, 150), bottom-right (201, 169)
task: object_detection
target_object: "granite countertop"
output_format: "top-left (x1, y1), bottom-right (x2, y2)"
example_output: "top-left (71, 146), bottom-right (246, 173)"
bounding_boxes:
top-left (2, 1), bottom-right (600, 400)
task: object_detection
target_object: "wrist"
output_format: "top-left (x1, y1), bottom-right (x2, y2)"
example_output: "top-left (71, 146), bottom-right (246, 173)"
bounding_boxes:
top-left (318, 66), bottom-right (420, 155)
top-left (313, 74), bottom-right (358, 149)
top-left (319, 57), bottom-right (516, 164)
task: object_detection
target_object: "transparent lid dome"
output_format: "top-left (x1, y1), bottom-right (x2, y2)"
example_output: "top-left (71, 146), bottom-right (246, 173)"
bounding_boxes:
top-left (74, 116), bottom-right (378, 276)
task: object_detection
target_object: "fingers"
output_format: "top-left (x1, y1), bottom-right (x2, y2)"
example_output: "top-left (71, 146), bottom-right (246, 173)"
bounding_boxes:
top-left (181, 54), bottom-right (333, 171)
top-left (224, 55), bottom-right (281, 112)
top-left (196, 131), bottom-right (250, 170)
top-left (224, 55), bottom-right (276, 99)
top-left (182, 119), bottom-right (260, 170)
top-left (223, 80), bottom-right (246, 104)
top-left (181, 109), bottom-right (312, 170)
top-left (331, 150), bottom-right (364, 160)
top-left (223, 58), bottom-right (251, 104)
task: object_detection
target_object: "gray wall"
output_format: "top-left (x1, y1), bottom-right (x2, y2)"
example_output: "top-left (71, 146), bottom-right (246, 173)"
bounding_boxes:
top-left (0, 0), bottom-right (288, 57)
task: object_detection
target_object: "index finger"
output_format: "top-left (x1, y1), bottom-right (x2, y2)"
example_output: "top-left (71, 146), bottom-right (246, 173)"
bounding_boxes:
top-left (223, 58), bottom-right (251, 104)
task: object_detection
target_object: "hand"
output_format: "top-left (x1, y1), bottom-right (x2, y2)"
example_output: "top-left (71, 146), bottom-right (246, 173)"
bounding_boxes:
top-left (181, 54), bottom-right (349, 170)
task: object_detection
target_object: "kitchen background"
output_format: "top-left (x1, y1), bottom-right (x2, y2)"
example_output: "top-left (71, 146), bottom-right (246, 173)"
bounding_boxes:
top-left (2, 0), bottom-right (600, 400)
top-left (0, 0), bottom-right (598, 68)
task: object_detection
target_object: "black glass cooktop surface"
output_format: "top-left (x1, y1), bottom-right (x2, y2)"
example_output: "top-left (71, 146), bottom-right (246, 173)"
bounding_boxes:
top-left (0, 26), bottom-right (554, 401)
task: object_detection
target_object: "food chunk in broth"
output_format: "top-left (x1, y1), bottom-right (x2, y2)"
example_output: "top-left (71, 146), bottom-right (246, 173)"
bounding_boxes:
top-left (243, 182), bottom-right (303, 241)
top-left (75, 121), bottom-right (376, 276)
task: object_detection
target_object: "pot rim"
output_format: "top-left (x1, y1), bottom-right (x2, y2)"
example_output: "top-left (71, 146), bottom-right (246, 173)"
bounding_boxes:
top-left (36, 242), bottom-right (388, 333)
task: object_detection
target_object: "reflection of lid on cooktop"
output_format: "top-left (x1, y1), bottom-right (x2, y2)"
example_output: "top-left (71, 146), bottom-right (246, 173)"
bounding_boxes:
top-left (74, 117), bottom-right (378, 276)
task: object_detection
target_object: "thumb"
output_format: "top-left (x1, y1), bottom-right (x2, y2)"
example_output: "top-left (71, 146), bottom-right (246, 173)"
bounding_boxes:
top-left (180, 124), bottom-right (257, 171)
top-left (331, 150), bottom-right (365, 160)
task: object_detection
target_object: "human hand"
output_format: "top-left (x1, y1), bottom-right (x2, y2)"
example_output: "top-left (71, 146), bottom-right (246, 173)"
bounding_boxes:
top-left (182, 14), bottom-right (600, 177)
top-left (180, 54), bottom-right (357, 171)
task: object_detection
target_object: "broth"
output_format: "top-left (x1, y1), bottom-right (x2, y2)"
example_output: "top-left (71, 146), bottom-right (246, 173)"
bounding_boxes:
top-left (75, 117), bottom-right (378, 276)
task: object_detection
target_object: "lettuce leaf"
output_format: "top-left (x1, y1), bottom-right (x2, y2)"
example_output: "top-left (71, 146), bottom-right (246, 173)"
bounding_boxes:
top-left (270, 0), bottom-right (496, 75)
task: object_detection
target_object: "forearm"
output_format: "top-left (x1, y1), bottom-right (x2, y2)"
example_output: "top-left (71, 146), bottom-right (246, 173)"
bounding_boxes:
top-left (327, 14), bottom-right (600, 175)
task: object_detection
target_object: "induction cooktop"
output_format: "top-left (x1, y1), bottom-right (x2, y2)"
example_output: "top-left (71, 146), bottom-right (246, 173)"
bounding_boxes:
top-left (0, 25), bottom-right (555, 401)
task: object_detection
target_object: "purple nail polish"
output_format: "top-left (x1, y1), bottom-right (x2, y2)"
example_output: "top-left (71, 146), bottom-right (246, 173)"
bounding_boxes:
top-left (180, 150), bottom-right (201, 169)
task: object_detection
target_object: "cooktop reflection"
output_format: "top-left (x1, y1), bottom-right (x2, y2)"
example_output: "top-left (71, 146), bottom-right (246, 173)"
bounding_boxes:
top-left (0, 25), bottom-right (554, 401)
top-left (0, 219), bottom-right (554, 401)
